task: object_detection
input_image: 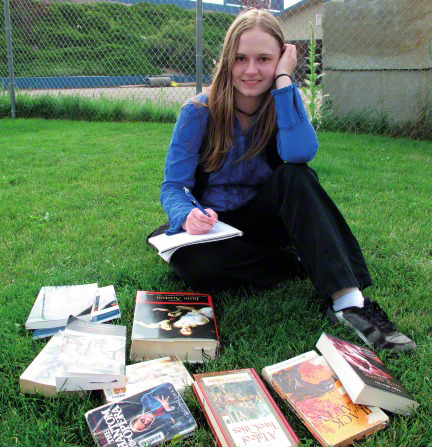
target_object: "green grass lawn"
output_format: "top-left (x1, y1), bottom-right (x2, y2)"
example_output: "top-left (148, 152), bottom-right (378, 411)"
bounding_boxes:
top-left (0, 118), bottom-right (431, 447)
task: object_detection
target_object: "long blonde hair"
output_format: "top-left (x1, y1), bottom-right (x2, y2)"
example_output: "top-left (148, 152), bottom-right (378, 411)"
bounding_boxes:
top-left (200, 9), bottom-right (285, 172)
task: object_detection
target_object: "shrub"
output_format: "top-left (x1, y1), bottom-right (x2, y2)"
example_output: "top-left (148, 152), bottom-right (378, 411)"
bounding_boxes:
top-left (0, 91), bottom-right (180, 122)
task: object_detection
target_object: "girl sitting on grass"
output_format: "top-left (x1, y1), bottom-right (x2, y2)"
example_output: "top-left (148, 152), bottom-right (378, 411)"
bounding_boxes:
top-left (159, 8), bottom-right (415, 354)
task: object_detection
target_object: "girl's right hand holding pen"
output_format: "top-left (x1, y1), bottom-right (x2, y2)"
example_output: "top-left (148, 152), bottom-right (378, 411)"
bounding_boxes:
top-left (182, 208), bottom-right (218, 234)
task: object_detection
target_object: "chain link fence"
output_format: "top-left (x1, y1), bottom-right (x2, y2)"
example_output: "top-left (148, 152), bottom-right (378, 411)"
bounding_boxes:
top-left (2, 0), bottom-right (431, 138)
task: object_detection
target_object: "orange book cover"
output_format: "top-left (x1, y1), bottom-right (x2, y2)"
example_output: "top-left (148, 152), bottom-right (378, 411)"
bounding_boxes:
top-left (264, 352), bottom-right (388, 447)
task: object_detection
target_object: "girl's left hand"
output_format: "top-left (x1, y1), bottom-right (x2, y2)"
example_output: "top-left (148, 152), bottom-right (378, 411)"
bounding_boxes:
top-left (275, 44), bottom-right (297, 78)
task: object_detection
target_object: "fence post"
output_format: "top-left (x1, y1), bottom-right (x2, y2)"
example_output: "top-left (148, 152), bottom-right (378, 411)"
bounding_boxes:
top-left (3, 0), bottom-right (16, 118)
top-left (196, 0), bottom-right (203, 94)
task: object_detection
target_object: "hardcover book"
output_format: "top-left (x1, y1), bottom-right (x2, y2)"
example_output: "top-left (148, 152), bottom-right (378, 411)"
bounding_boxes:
top-left (85, 382), bottom-right (196, 447)
top-left (316, 333), bottom-right (419, 415)
top-left (193, 368), bottom-right (300, 447)
top-left (262, 351), bottom-right (388, 447)
top-left (130, 291), bottom-right (219, 363)
top-left (56, 317), bottom-right (126, 392)
top-left (26, 283), bottom-right (98, 330)
top-left (103, 356), bottom-right (194, 403)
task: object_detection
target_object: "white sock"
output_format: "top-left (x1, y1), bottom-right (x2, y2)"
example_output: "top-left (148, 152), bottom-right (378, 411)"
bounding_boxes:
top-left (333, 289), bottom-right (364, 311)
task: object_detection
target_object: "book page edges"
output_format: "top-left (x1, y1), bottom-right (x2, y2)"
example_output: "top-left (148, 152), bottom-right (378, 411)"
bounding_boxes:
top-left (355, 389), bottom-right (419, 415)
top-left (316, 333), bottom-right (364, 402)
top-left (130, 339), bottom-right (218, 363)
top-left (262, 351), bottom-right (319, 377)
top-left (25, 288), bottom-right (45, 327)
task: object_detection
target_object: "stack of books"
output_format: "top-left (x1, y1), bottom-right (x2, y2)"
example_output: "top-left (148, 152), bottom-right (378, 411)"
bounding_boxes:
top-left (20, 317), bottom-right (127, 394)
top-left (262, 351), bottom-right (388, 447)
top-left (261, 333), bottom-right (419, 447)
top-left (315, 333), bottom-right (419, 416)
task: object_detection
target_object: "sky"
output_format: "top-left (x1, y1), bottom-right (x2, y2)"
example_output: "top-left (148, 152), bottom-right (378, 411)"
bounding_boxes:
top-left (284, 0), bottom-right (301, 7)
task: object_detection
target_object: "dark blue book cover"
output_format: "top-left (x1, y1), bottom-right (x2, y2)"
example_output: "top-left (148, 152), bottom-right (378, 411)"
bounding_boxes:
top-left (86, 382), bottom-right (196, 446)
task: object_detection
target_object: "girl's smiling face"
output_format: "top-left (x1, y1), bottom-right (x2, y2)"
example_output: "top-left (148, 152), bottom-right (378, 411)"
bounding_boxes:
top-left (232, 27), bottom-right (281, 107)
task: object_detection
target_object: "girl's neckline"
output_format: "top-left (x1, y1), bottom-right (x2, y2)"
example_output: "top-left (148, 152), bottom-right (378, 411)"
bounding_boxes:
top-left (235, 105), bottom-right (260, 117)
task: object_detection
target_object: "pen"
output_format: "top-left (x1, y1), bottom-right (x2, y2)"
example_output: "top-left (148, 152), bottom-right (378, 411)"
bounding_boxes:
top-left (183, 187), bottom-right (209, 216)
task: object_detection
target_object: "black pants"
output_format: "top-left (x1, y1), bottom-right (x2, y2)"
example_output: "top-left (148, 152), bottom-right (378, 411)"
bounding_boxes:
top-left (170, 163), bottom-right (372, 297)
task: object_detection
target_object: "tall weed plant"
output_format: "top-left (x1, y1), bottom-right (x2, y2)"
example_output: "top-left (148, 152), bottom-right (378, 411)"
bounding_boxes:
top-left (302, 22), bottom-right (329, 130)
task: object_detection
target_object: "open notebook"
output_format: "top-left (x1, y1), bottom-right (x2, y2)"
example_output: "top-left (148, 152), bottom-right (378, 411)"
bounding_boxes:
top-left (148, 221), bottom-right (243, 262)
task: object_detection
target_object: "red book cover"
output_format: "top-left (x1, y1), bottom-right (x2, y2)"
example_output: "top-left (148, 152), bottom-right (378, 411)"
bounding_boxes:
top-left (193, 368), bottom-right (300, 447)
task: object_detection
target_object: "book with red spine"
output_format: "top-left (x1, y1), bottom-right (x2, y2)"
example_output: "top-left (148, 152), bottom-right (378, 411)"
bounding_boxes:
top-left (193, 368), bottom-right (300, 447)
top-left (130, 291), bottom-right (219, 363)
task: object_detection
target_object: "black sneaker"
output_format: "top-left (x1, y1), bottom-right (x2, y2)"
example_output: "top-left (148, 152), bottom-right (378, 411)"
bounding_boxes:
top-left (326, 297), bottom-right (417, 354)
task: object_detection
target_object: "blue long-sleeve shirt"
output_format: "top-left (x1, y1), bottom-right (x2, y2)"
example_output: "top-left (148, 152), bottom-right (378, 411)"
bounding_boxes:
top-left (161, 84), bottom-right (318, 235)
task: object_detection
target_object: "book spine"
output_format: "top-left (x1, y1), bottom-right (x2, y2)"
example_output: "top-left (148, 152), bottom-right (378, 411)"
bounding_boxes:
top-left (209, 295), bottom-right (221, 345)
top-left (139, 290), bottom-right (212, 300)
top-left (249, 368), bottom-right (300, 445)
top-left (85, 411), bottom-right (105, 447)
top-left (91, 309), bottom-right (120, 322)
top-left (193, 380), bottom-right (232, 447)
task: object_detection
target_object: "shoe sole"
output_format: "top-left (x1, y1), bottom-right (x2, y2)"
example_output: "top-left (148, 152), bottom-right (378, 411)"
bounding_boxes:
top-left (326, 308), bottom-right (376, 349)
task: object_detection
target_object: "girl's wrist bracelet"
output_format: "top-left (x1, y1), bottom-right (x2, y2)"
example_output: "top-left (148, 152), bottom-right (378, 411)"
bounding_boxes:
top-left (274, 73), bottom-right (293, 83)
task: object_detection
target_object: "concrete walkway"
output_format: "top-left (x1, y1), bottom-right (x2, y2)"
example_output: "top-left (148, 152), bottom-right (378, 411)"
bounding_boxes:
top-left (19, 84), bottom-right (318, 106)
top-left (20, 85), bottom-right (201, 104)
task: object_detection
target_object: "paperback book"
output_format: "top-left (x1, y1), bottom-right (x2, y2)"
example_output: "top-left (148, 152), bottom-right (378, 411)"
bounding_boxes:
top-left (56, 317), bottom-right (126, 392)
top-left (32, 285), bottom-right (121, 339)
top-left (262, 351), bottom-right (388, 447)
top-left (86, 382), bottom-right (196, 447)
top-left (193, 368), bottom-right (300, 447)
top-left (26, 283), bottom-right (98, 330)
top-left (130, 291), bottom-right (219, 363)
top-left (91, 285), bottom-right (121, 323)
top-left (316, 333), bottom-right (419, 415)
top-left (103, 356), bottom-right (194, 404)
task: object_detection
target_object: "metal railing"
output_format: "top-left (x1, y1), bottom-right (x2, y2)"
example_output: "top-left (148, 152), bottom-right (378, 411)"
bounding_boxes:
top-left (2, 0), bottom-right (431, 138)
